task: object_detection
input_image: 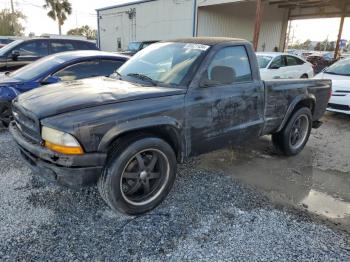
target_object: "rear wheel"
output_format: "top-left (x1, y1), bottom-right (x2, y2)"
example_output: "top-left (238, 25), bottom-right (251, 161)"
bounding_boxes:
top-left (272, 107), bottom-right (312, 156)
top-left (98, 136), bottom-right (177, 215)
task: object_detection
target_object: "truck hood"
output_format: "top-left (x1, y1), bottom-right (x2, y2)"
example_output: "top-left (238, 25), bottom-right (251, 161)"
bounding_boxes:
top-left (16, 77), bottom-right (186, 119)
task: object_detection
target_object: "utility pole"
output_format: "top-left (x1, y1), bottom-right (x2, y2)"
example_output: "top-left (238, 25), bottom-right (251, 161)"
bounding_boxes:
top-left (10, 0), bottom-right (15, 34)
top-left (10, 0), bottom-right (14, 13)
top-left (334, 15), bottom-right (345, 60)
top-left (253, 0), bottom-right (264, 51)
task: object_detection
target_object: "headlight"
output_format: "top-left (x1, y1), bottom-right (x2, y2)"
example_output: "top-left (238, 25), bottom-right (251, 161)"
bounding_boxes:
top-left (42, 126), bottom-right (84, 155)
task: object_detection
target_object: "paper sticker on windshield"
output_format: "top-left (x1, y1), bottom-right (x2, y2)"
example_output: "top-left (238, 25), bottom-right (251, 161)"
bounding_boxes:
top-left (184, 43), bottom-right (210, 51)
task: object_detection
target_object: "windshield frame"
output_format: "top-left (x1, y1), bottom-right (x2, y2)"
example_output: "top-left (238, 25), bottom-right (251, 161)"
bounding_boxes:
top-left (324, 58), bottom-right (350, 76)
top-left (117, 42), bottom-right (210, 88)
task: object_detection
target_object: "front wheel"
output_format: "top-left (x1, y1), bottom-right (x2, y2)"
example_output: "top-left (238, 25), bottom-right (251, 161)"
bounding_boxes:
top-left (98, 137), bottom-right (177, 215)
top-left (272, 107), bottom-right (312, 156)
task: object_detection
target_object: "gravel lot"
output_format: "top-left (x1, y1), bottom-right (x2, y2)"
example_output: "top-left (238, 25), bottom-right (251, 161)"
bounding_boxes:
top-left (1, 113), bottom-right (350, 261)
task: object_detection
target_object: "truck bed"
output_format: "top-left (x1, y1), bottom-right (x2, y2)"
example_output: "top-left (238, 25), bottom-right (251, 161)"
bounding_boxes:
top-left (262, 79), bottom-right (331, 135)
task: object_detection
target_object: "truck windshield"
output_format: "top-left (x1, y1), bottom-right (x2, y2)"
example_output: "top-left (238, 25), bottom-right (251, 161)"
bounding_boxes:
top-left (117, 42), bottom-right (209, 86)
top-left (325, 59), bottom-right (350, 76)
top-left (257, 55), bottom-right (272, 68)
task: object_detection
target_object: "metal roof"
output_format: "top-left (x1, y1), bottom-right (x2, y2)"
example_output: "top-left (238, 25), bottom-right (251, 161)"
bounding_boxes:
top-left (164, 37), bottom-right (248, 46)
top-left (269, 0), bottom-right (350, 9)
top-left (96, 0), bottom-right (157, 12)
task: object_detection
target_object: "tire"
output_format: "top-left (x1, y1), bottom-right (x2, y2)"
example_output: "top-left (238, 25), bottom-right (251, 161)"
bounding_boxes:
top-left (300, 74), bottom-right (308, 79)
top-left (272, 107), bottom-right (312, 156)
top-left (0, 102), bottom-right (12, 128)
top-left (98, 136), bottom-right (177, 215)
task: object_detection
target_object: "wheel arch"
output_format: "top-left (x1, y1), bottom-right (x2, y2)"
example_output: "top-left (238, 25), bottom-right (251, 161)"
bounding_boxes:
top-left (276, 94), bottom-right (315, 132)
top-left (98, 117), bottom-right (185, 162)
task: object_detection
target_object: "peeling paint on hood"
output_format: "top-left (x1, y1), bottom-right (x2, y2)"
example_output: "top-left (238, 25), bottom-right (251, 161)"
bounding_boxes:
top-left (16, 77), bottom-right (186, 119)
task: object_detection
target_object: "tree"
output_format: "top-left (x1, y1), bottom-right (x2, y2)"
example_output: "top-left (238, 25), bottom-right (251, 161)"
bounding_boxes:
top-left (43, 0), bottom-right (72, 35)
top-left (0, 9), bottom-right (25, 36)
top-left (314, 42), bottom-right (321, 51)
top-left (301, 39), bottom-right (311, 50)
top-left (67, 25), bottom-right (96, 40)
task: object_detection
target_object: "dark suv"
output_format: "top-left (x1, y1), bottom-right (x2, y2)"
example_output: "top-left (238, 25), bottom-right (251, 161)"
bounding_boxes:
top-left (0, 38), bottom-right (98, 72)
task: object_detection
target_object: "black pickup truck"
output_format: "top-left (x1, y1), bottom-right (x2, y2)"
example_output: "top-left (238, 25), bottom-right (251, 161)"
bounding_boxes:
top-left (10, 38), bottom-right (331, 215)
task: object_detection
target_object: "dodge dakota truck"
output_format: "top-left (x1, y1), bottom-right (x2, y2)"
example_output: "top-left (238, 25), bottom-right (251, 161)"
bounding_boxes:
top-left (10, 38), bottom-right (331, 215)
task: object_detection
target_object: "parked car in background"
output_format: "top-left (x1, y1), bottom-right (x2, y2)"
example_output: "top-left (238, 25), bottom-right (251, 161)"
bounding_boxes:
top-left (0, 38), bottom-right (99, 72)
top-left (120, 40), bottom-right (158, 56)
top-left (10, 38), bottom-right (330, 215)
top-left (0, 51), bottom-right (129, 126)
top-left (0, 37), bottom-right (16, 49)
top-left (314, 58), bottom-right (350, 115)
top-left (307, 53), bottom-right (334, 74)
top-left (257, 52), bottom-right (314, 80)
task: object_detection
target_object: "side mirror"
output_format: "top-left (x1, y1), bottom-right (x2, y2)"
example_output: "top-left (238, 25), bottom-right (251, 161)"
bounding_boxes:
top-left (11, 50), bottom-right (20, 60)
top-left (269, 65), bottom-right (280, 69)
top-left (42, 75), bottom-right (61, 85)
top-left (199, 78), bottom-right (217, 88)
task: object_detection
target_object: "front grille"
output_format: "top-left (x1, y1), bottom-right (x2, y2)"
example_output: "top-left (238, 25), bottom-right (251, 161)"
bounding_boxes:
top-left (12, 104), bottom-right (41, 144)
top-left (328, 103), bottom-right (350, 111)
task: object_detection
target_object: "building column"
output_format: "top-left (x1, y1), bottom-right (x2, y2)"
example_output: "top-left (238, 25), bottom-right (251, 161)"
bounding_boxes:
top-left (334, 15), bottom-right (345, 60)
top-left (253, 0), bottom-right (264, 51)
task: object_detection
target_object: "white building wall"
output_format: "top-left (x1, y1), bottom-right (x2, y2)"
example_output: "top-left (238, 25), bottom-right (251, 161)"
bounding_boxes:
top-left (197, 1), bottom-right (288, 51)
top-left (98, 0), bottom-right (194, 51)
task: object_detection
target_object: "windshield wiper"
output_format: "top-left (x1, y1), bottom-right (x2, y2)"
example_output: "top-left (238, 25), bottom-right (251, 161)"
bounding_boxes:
top-left (127, 73), bottom-right (157, 86)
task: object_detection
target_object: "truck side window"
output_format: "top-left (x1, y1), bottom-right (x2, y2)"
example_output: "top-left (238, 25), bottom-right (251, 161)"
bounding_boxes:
top-left (207, 46), bottom-right (252, 85)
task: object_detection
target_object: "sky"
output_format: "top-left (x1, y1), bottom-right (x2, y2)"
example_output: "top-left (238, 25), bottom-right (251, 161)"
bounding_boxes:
top-left (0, 0), bottom-right (349, 43)
top-left (0, 0), bottom-right (132, 35)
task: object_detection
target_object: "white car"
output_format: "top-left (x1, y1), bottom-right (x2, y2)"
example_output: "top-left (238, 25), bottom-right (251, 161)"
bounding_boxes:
top-left (257, 52), bottom-right (314, 80)
top-left (314, 58), bottom-right (350, 115)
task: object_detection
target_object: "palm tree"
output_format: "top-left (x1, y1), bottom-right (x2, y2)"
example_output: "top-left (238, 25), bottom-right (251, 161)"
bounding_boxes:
top-left (43, 0), bottom-right (72, 35)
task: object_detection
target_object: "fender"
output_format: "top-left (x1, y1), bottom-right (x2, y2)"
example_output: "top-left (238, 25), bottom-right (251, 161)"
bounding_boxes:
top-left (276, 93), bottom-right (316, 132)
top-left (98, 116), bottom-right (185, 155)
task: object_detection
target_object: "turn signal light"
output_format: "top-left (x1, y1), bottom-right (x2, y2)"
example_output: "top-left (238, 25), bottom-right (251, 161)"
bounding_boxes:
top-left (44, 141), bottom-right (84, 155)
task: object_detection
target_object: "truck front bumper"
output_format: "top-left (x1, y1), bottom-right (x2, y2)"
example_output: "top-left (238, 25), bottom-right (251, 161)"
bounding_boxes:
top-left (9, 122), bottom-right (107, 187)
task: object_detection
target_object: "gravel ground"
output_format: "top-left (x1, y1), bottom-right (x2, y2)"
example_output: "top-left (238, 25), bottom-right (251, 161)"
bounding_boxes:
top-left (0, 125), bottom-right (350, 261)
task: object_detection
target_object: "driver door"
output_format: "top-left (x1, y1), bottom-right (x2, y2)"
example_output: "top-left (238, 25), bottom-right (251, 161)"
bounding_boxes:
top-left (185, 45), bottom-right (264, 156)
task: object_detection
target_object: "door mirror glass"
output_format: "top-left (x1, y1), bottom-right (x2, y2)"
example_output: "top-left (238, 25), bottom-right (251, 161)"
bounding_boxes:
top-left (42, 75), bottom-right (61, 85)
top-left (270, 65), bottom-right (280, 69)
top-left (11, 50), bottom-right (20, 60)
